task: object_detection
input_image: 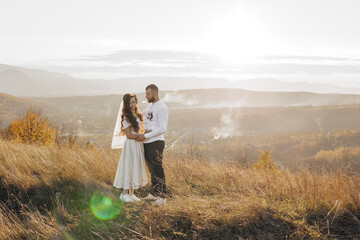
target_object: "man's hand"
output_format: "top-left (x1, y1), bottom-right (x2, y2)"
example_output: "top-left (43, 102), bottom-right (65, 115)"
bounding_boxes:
top-left (136, 134), bottom-right (146, 141)
top-left (144, 129), bottom-right (152, 134)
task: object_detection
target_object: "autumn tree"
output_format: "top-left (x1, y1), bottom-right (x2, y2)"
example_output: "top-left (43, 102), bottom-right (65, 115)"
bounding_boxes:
top-left (10, 108), bottom-right (56, 145)
top-left (253, 150), bottom-right (279, 172)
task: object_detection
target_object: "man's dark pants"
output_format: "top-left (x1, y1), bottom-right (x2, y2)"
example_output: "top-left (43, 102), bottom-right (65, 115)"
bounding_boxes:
top-left (144, 140), bottom-right (167, 198)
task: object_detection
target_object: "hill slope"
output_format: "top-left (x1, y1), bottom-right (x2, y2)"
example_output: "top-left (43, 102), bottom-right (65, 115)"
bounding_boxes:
top-left (0, 93), bottom-right (66, 128)
top-left (3, 90), bottom-right (360, 138)
top-left (2, 63), bottom-right (360, 96)
top-left (28, 88), bottom-right (360, 111)
top-left (0, 139), bottom-right (360, 239)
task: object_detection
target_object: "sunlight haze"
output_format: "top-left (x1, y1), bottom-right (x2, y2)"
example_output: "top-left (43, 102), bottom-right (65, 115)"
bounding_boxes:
top-left (1, 0), bottom-right (360, 90)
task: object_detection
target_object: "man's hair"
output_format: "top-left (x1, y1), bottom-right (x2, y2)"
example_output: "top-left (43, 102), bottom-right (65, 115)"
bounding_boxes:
top-left (146, 84), bottom-right (158, 92)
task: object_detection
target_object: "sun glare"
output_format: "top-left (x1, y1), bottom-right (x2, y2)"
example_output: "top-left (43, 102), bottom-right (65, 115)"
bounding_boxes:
top-left (203, 6), bottom-right (275, 63)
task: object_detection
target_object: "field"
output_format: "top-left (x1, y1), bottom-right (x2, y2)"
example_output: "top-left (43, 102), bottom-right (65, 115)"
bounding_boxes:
top-left (1, 137), bottom-right (360, 239)
top-left (2, 92), bottom-right (360, 239)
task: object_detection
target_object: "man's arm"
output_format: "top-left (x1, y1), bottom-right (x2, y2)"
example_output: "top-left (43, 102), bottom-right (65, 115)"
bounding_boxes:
top-left (144, 106), bottom-right (168, 139)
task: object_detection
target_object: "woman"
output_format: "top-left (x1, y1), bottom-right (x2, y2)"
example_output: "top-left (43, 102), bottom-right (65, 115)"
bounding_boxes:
top-left (112, 93), bottom-right (148, 202)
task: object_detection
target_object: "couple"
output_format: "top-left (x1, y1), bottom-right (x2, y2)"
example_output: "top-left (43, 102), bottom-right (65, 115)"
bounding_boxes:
top-left (111, 84), bottom-right (169, 205)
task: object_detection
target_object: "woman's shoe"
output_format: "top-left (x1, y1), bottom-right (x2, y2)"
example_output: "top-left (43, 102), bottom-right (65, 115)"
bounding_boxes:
top-left (120, 193), bottom-right (134, 202)
top-left (130, 194), bottom-right (141, 202)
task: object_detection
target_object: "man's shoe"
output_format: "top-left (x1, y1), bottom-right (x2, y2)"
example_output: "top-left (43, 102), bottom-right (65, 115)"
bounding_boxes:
top-left (154, 197), bottom-right (166, 205)
top-left (130, 194), bottom-right (141, 202)
top-left (119, 193), bottom-right (134, 203)
top-left (144, 193), bottom-right (158, 200)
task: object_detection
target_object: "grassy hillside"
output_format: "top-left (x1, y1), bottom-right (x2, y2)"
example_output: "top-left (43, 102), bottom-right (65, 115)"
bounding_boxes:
top-left (1, 139), bottom-right (360, 239)
top-left (0, 93), bottom-right (66, 130)
top-left (0, 93), bottom-right (42, 128)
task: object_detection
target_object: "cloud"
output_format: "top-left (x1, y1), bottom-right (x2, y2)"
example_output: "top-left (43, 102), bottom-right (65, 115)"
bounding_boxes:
top-left (261, 55), bottom-right (360, 62)
top-left (28, 50), bottom-right (360, 85)
top-left (74, 51), bottom-right (360, 76)
top-left (40, 49), bottom-right (221, 78)
top-left (79, 49), bottom-right (219, 67)
top-left (227, 63), bottom-right (360, 75)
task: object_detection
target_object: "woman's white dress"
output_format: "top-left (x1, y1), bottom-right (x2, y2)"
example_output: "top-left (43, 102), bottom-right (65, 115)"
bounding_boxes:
top-left (113, 118), bottom-right (148, 190)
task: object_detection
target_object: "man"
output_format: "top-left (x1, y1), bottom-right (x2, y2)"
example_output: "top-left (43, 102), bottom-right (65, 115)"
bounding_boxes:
top-left (136, 84), bottom-right (169, 204)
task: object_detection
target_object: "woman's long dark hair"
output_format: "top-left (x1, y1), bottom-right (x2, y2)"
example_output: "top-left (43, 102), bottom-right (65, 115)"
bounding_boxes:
top-left (121, 94), bottom-right (143, 134)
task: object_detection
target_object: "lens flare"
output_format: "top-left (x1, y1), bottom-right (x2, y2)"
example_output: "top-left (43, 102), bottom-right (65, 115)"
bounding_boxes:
top-left (90, 193), bottom-right (123, 220)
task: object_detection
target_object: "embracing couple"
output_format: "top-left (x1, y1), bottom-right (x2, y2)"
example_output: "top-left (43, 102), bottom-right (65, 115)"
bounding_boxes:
top-left (111, 84), bottom-right (168, 205)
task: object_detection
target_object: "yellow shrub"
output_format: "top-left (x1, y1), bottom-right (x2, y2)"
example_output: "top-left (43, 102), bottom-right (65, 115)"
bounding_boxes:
top-left (10, 109), bottom-right (56, 145)
top-left (253, 150), bottom-right (279, 172)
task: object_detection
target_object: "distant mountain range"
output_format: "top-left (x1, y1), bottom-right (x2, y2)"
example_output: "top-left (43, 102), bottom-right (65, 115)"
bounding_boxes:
top-left (1, 63), bottom-right (360, 97)
top-left (3, 88), bottom-right (360, 119)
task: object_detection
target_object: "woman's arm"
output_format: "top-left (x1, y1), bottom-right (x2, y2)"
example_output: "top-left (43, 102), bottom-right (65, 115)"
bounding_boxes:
top-left (124, 127), bottom-right (139, 139)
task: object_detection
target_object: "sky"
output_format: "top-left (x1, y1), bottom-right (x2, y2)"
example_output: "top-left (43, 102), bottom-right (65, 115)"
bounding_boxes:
top-left (1, 0), bottom-right (360, 87)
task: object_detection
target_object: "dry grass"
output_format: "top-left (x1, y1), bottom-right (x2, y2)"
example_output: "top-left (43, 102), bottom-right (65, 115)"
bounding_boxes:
top-left (0, 139), bottom-right (118, 189)
top-left (1, 139), bottom-right (360, 239)
top-left (0, 203), bottom-right (61, 240)
top-left (141, 156), bottom-right (360, 239)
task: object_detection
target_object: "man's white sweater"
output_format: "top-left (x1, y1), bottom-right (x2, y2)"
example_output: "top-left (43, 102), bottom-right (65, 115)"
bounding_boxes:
top-left (143, 100), bottom-right (168, 144)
